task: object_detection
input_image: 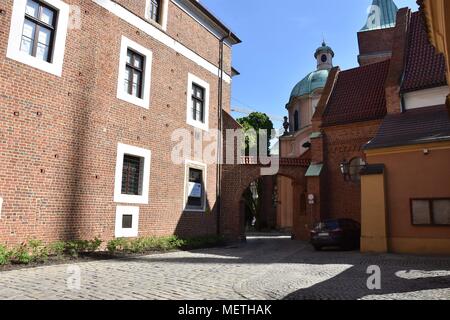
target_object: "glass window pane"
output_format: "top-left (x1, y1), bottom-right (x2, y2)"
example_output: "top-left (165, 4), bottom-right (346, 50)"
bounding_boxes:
top-left (131, 83), bottom-right (138, 96)
top-left (412, 200), bottom-right (431, 225)
top-left (433, 200), bottom-right (450, 225)
top-left (126, 51), bottom-right (132, 64)
top-left (40, 7), bottom-right (54, 25)
top-left (131, 71), bottom-right (142, 97)
top-left (189, 169), bottom-right (202, 183)
top-left (37, 27), bottom-right (51, 46)
top-left (25, 0), bottom-right (39, 18)
top-left (133, 55), bottom-right (142, 69)
top-left (122, 215), bottom-right (133, 229)
top-left (22, 20), bottom-right (36, 39)
top-left (187, 168), bottom-right (203, 207)
top-left (132, 70), bottom-right (140, 84)
top-left (20, 36), bottom-right (34, 55)
top-left (35, 43), bottom-right (49, 61)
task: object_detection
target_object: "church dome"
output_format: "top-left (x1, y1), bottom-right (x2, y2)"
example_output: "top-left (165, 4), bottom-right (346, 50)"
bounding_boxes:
top-left (290, 69), bottom-right (330, 98)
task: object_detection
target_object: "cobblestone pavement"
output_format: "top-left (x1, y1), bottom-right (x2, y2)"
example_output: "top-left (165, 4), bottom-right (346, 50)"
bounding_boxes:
top-left (0, 236), bottom-right (449, 300)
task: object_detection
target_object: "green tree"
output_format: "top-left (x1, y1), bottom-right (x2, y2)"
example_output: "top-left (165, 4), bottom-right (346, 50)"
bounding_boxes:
top-left (237, 112), bottom-right (274, 156)
top-left (236, 112), bottom-right (274, 231)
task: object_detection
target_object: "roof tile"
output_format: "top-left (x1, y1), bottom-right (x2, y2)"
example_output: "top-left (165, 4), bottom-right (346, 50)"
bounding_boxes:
top-left (401, 11), bottom-right (447, 92)
top-left (365, 105), bottom-right (450, 149)
top-left (322, 60), bottom-right (390, 127)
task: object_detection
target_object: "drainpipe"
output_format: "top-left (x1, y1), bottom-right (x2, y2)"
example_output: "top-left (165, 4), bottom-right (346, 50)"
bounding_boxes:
top-left (216, 32), bottom-right (231, 236)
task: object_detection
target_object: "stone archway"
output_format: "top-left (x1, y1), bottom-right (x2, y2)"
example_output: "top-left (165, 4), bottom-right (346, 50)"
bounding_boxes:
top-left (220, 159), bottom-right (310, 241)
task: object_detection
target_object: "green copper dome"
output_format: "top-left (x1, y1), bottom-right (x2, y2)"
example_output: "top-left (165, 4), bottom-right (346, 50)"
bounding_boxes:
top-left (290, 69), bottom-right (330, 98)
top-left (360, 0), bottom-right (398, 31)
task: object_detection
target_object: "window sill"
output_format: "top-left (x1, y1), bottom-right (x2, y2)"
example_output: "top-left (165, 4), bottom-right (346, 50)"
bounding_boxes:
top-left (114, 194), bottom-right (149, 205)
top-left (117, 91), bottom-right (150, 109)
top-left (183, 208), bottom-right (206, 213)
top-left (6, 50), bottom-right (63, 77)
top-left (187, 119), bottom-right (209, 132)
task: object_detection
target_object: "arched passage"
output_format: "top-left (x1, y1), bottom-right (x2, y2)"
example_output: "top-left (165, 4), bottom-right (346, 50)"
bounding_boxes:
top-left (220, 161), bottom-right (310, 241)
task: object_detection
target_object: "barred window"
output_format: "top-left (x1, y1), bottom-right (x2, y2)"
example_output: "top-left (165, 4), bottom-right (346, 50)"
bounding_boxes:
top-left (121, 155), bottom-right (143, 196)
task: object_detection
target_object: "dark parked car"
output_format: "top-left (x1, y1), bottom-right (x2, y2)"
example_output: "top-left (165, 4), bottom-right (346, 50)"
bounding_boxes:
top-left (310, 219), bottom-right (361, 251)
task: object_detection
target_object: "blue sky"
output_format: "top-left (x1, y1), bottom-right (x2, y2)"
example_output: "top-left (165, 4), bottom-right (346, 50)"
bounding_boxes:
top-left (201, 0), bottom-right (419, 129)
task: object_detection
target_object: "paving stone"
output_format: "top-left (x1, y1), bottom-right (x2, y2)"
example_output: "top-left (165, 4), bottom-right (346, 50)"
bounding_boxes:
top-left (0, 237), bottom-right (448, 300)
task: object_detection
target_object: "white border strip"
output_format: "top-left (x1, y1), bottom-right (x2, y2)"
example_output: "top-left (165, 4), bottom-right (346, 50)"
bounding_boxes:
top-left (92, 0), bottom-right (231, 84)
top-left (171, 0), bottom-right (233, 48)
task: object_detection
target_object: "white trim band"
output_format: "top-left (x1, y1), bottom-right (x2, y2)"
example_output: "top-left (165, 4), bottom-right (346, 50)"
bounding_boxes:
top-left (92, 0), bottom-right (231, 84)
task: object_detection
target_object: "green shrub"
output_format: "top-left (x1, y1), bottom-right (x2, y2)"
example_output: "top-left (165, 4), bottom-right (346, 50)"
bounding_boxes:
top-left (107, 238), bottom-right (130, 253)
top-left (181, 235), bottom-right (226, 250)
top-left (86, 237), bottom-right (103, 252)
top-left (48, 241), bottom-right (66, 257)
top-left (28, 239), bottom-right (49, 262)
top-left (65, 238), bottom-right (103, 257)
top-left (0, 245), bottom-right (11, 265)
top-left (9, 243), bottom-right (32, 264)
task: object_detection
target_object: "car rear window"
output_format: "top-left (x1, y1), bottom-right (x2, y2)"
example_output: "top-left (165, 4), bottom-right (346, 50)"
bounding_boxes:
top-left (315, 220), bottom-right (339, 230)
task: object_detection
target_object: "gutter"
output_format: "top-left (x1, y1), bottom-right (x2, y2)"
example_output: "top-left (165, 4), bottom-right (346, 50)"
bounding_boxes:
top-left (216, 31), bottom-right (232, 236)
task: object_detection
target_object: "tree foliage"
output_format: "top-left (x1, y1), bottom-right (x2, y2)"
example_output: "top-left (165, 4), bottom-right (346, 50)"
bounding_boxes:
top-left (237, 112), bottom-right (274, 156)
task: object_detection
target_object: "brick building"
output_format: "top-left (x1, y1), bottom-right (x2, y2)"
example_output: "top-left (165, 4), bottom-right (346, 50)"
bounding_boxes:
top-left (0, 0), bottom-right (240, 245)
top-left (361, 8), bottom-right (450, 254)
top-left (277, 0), bottom-right (450, 253)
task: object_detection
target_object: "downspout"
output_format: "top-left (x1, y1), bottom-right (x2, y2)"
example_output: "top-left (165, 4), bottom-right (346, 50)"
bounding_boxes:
top-left (216, 32), bottom-right (232, 236)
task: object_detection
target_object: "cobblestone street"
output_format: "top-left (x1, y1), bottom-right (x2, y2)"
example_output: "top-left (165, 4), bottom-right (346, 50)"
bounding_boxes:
top-left (0, 236), bottom-right (449, 300)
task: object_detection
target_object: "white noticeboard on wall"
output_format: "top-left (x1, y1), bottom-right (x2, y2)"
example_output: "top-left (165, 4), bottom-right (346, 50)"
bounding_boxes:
top-left (188, 182), bottom-right (202, 198)
top-left (0, 197), bottom-right (3, 219)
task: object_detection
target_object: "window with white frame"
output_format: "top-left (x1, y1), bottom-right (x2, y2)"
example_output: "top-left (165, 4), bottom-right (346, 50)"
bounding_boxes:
top-left (186, 73), bottom-right (210, 131)
top-left (115, 206), bottom-right (139, 238)
top-left (114, 143), bottom-right (151, 204)
top-left (184, 161), bottom-right (207, 212)
top-left (117, 36), bottom-right (153, 109)
top-left (7, 0), bottom-right (70, 76)
top-left (145, 0), bottom-right (168, 30)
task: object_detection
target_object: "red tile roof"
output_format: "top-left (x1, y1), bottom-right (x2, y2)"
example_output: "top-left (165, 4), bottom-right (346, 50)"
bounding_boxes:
top-left (322, 60), bottom-right (390, 127)
top-left (365, 105), bottom-right (450, 149)
top-left (401, 11), bottom-right (447, 93)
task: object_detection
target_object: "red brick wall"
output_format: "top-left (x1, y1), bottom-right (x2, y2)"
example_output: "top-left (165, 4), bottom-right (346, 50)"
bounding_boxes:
top-left (385, 8), bottom-right (411, 115)
top-left (320, 121), bottom-right (382, 223)
top-left (357, 28), bottom-right (395, 66)
top-left (115, 0), bottom-right (232, 74)
top-left (0, 0), bottom-right (233, 245)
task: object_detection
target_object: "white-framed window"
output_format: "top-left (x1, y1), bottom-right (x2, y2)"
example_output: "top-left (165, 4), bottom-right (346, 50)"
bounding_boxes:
top-left (7, 0), bottom-right (70, 77)
top-left (117, 36), bottom-right (153, 109)
top-left (145, 0), bottom-right (168, 30)
top-left (114, 143), bottom-right (151, 205)
top-left (115, 206), bottom-right (139, 238)
top-left (186, 73), bottom-right (210, 131)
top-left (183, 160), bottom-right (207, 212)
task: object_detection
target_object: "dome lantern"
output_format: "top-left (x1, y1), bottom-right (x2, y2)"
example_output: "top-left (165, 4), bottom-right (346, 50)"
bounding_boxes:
top-left (314, 41), bottom-right (334, 71)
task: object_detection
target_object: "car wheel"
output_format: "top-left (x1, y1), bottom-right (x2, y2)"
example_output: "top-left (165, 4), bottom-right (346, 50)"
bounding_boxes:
top-left (313, 245), bottom-right (322, 251)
